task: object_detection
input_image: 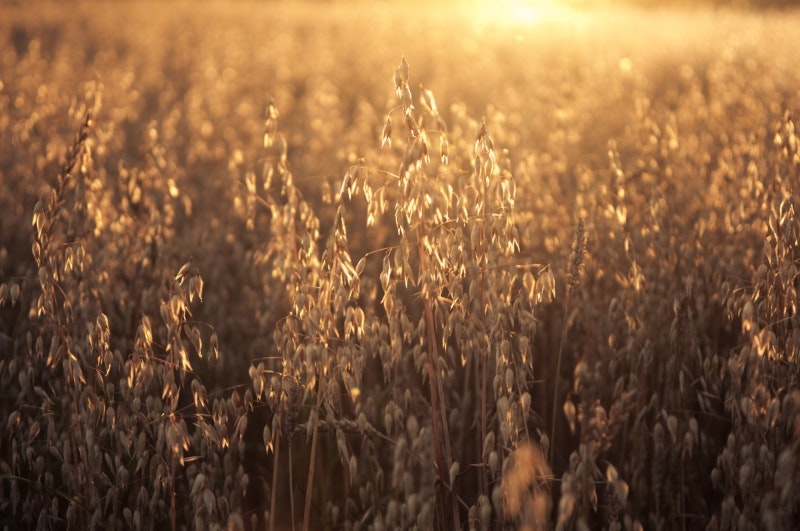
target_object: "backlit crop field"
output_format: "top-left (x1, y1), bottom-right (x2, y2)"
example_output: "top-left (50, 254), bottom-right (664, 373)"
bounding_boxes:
top-left (1, 2), bottom-right (799, 529)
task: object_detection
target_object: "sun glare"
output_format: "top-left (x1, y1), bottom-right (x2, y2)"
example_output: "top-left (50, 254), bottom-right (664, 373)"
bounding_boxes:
top-left (464, 0), bottom-right (580, 29)
top-left (500, 0), bottom-right (547, 24)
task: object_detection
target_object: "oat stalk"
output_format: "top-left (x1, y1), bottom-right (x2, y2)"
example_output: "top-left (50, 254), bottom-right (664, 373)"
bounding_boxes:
top-left (550, 217), bottom-right (586, 461)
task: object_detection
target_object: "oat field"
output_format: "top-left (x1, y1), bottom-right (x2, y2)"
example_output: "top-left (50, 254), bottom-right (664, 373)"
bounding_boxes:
top-left (1, 1), bottom-right (799, 530)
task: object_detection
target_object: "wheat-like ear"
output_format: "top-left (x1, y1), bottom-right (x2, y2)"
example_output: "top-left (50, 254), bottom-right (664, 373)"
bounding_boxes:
top-left (567, 217), bottom-right (586, 294)
top-left (551, 217), bottom-right (587, 461)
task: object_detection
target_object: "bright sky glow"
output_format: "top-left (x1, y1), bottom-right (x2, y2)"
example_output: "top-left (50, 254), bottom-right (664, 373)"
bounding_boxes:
top-left (499, 0), bottom-right (548, 24)
top-left (463, 0), bottom-right (585, 30)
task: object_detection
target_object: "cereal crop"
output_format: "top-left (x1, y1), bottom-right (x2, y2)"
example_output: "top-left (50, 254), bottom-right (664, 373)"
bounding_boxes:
top-left (1, 2), bottom-right (799, 529)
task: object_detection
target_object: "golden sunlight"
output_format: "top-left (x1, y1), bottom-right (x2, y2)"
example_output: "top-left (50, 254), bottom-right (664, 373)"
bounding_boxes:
top-left (463, 0), bottom-right (590, 29)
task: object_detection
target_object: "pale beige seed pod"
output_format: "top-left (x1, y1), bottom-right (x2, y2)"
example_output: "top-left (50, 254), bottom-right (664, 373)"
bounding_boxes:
top-left (380, 116), bottom-right (392, 148)
top-left (398, 56), bottom-right (409, 83)
top-left (11, 282), bottom-right (19, 304)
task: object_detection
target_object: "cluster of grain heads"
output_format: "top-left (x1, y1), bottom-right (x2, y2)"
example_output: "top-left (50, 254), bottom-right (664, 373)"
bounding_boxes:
top-left (243, 92), bottom-right (387, 529)
top-left (703, 110), bottom-right (800, 531)
top-left (7, 7), bottom-right (800, 528)
top-left (1, 105), bottom-right (244, 530)
top-left (236, 56), bottom-right (559, 529)
top-left (373, 57), bottom-right (556, 529)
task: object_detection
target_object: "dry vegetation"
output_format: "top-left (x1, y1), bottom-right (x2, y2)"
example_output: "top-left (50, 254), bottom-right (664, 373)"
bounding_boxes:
top-left (1, 2), bottom-right (800, 530)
